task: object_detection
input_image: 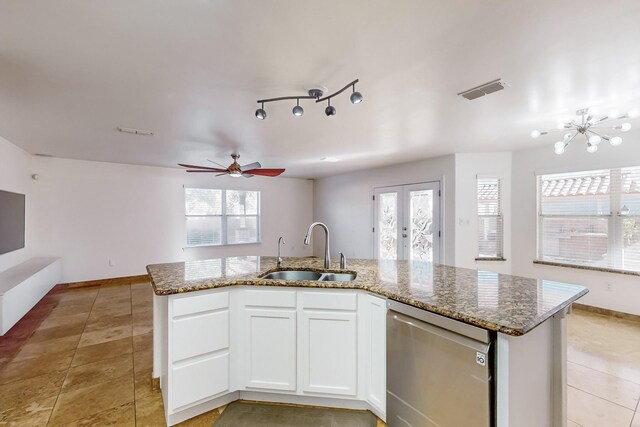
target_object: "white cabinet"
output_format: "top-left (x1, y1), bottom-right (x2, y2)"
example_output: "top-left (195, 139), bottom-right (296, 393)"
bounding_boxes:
top-left (158, 287), bottom-right (387, 425)
top-left (300, 309), bottom-right (357, 395)
top-left (362, 294), bottom-right (386, 415)
top-left (168, 291), bottom-right (230, 413)
top-left (244, 308), bottom-right (297, 391)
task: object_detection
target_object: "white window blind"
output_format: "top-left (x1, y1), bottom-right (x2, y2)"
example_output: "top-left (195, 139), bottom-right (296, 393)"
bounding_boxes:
top-left (477, 178), bottom-right (504, 259)
top-left (185, 188), bottom-right (260, 247)
top-left (537, 166), bottom-right (640, 272)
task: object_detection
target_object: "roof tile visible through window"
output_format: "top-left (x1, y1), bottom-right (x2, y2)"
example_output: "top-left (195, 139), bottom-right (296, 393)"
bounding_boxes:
top-left (539, 173), bottom-right (632, 198)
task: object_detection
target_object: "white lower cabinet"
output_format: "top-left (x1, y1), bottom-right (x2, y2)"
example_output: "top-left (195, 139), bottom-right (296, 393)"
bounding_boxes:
top-left (300, 310), bottom-right (357, 395)
top-left (244, 308), bottom-right (297, 391)
top-left (159, 287), bottom-right (386, 425)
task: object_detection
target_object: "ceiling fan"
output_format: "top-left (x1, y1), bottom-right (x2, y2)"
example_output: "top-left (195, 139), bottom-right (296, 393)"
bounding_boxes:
top-left (178, 154), bottom-right (285, 178)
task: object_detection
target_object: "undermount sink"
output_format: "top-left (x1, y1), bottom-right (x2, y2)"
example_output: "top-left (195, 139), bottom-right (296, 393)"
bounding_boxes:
top-left (261, 271), bottom-right (324, 281)
top-left (261, 270), bottom-right (356, 282)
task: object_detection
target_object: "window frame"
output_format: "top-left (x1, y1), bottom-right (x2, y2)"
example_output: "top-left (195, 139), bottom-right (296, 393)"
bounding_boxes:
top-left (184, 187), bottom-right (261, 248)
top-left (476, 176), bottom-right (505, 261)
top-left (536, 166), bottom-right (640, 274)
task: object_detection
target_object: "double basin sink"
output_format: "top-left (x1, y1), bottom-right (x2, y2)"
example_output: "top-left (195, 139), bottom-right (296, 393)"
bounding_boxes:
top-left (261, 270), bottom-right (356, 282)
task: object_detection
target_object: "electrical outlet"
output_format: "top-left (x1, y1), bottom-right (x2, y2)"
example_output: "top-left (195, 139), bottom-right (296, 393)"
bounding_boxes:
top-left (605, 282), bottom-right (613, 291)
top-left (109, 259), bottom-right (115, 267)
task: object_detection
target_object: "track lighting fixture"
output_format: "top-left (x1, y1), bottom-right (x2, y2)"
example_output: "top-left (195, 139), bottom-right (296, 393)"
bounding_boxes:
top-left (532, 108), bottom-right (636, 155)
top-left (255, 102), bottom-right (266, 120)
top-left (292, 99), bottom-right (304, 117)
top-left (255, 79), bottom-right (363, 119)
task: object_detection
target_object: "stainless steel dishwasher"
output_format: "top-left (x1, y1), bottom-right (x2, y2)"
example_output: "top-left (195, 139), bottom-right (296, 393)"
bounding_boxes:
top-left (387, 300), bottom-right (493, 426)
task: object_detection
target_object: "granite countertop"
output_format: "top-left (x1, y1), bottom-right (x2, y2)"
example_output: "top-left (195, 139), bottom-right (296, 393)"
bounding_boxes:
top-left (146, 256), bottom-right (588, 336)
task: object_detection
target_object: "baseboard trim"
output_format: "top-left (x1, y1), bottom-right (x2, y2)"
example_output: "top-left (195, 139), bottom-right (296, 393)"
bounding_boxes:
top-left (573, 303), bottom-right (640, 322)
top-left (57, 274), bottom-right (150, 289)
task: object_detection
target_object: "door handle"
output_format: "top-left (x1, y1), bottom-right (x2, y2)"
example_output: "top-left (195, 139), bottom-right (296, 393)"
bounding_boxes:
top-left (402, 234), bottom-right (407, 238)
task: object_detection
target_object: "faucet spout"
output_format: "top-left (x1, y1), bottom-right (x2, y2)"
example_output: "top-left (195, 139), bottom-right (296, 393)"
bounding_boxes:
top-left (304, 222), bottom-right (331, 269)
top-left (277, 237), bottom-right (285, 268)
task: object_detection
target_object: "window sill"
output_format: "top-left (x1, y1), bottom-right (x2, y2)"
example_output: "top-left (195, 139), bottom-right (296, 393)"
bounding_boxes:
top-left (184, 241), bottom-right (262, 249)
top-left (475, 257), bottom-right (507, 262)
top-left (533, 260), bottom-right (640, 277)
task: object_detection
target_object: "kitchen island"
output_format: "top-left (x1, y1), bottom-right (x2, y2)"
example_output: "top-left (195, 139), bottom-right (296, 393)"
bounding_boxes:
top-left (148, 256), bottom-right (587, 426)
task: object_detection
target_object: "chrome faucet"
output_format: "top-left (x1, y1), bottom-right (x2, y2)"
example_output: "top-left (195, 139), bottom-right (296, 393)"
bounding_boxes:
top-left (304, 222), bottom-right (331, 269)
top-left (277, 237), bottom-right (285, 268)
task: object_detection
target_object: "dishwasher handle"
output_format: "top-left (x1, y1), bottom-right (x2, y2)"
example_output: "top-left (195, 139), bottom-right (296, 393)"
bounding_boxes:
top-left (390, 311), bottom-right (490, 354)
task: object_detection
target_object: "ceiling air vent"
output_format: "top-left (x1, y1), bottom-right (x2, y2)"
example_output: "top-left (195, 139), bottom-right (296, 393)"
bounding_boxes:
top-left (458, 78), bottom-right (507, 100)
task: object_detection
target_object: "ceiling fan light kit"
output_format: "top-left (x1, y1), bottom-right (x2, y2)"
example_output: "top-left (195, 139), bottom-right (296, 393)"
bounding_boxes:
top-left (178, 154), bottom-right (285, 178)
top-left (531, 108), bottom-right (636, 155)
top-left (255, 79), bottom-right (363, 119)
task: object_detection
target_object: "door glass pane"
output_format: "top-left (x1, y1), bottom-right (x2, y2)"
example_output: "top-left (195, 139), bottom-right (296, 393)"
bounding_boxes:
top-left (409, 190), bottom-right (433, 261)
top-left (378, 192), bottom-right (398, 260)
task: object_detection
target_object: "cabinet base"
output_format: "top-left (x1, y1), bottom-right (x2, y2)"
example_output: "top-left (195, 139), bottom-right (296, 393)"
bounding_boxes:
top-left (164, 389), bottom-right (385, 425)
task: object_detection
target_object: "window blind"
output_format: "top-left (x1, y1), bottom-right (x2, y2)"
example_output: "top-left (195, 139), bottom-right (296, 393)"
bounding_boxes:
top-left (537, 166), bottom-right (640, 272)
top-left (477, 178), bottom-right (504, 258)
top-left (185, 188), bottom-right (261, 247)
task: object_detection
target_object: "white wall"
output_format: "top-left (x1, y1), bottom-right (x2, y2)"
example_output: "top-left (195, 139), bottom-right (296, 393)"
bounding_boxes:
top-left (511, 143), bottom-right (640, 316)
top-left (31, 157), bottom-right (313, 283)
top-left (313, 155), bottom-right (456, 264)
top-left (0, 136), bottom-right (33, 273)
top-left (454, 153), bottom-right (512, 273)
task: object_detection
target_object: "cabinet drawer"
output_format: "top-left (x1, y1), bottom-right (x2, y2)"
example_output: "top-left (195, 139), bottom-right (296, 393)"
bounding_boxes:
top-left (244, 289), bottom-right (296, 308)
top-left (173, 291), bottom-right (228, 317)
top-left (171, 352), bottom-right (229, 410)
top-left (301, 291), bottom-right (357, 311)
top-left (172, 310), bottom-right (229, 362)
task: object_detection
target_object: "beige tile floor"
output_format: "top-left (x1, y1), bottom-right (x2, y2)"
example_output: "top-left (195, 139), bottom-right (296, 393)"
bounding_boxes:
top-left (0, 282), bottom-right (638, 426)
top-left (567, 309), bottom-right (640, 427)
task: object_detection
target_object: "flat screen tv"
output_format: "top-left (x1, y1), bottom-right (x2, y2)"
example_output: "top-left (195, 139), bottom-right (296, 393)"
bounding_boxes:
top-left (0, 190), bottom-right (26, 255)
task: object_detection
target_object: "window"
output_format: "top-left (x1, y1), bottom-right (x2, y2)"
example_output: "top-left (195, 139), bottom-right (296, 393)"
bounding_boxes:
top-left (185, 188), bottom-right (260, 247)
top-left (537, 166), bottom-right (640, 273)
top-left (477, 177), bottom-right (504, 259)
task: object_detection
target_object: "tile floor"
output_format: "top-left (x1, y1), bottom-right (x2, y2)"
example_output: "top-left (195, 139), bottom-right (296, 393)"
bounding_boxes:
top-left (0, 282), bottom-right (638, 426)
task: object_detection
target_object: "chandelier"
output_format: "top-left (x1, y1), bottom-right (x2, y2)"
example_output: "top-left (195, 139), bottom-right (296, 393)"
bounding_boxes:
top-left (531, 108), bottom-right (637, 154)
top-left (255, 79), bottom-right (363, 119)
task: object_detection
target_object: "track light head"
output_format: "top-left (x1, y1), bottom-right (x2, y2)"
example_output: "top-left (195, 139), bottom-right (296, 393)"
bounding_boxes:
top-left (292, 99), bottom-right (304, 117)
top-left (255, 103), bottom-right (266, 120)
top-left (350, 84), bottom-right (363, 104)
top-left (325, 99), bottom-right (336, 116)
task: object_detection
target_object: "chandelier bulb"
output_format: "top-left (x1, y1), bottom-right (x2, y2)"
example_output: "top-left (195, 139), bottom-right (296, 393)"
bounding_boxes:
top-left (588, 134), bottom-right (602, 145)
top-left (586, 143), bottom-right (598, 153)
top-left (554, 141), bottom-right (566, 154)
top-left (610, 136), bottom-right (623, 146)
top-left (621, 122), bottom-right (631, 132)
top-left (531, 130), bottom-right (541, 138)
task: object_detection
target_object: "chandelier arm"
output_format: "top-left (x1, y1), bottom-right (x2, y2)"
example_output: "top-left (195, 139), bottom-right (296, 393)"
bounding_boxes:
top-left (565, 132), bottom-right (578, 144)
top-left (315, 79), bottom-right (360, 103)
top-left (587, 129), bottom-right (606, 138)
top-left (257, 95), bottom-right (317, 104)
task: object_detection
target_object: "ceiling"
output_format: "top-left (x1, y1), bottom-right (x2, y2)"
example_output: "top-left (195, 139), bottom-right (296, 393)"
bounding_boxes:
top-left (1, 0), bottom-right (640, 178)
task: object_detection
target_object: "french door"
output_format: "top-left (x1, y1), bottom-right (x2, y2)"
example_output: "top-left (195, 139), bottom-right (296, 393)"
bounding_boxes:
top-left (374, 182), bottom-right (440, 262)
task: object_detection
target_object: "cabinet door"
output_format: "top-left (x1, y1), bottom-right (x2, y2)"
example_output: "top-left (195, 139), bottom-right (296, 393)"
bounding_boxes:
top-left (301, 310), bottom-right (357, 396)
top-left (364, 295), bottom-right (386, 414)
top-left (244, 308), bottom-right (297, 391)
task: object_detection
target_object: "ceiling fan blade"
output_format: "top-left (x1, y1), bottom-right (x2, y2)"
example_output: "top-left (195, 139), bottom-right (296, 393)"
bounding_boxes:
top-left (240, 161), bottom-right (261, 171)
top-left (242, 173), bottom-right (254, 178)
top-left (245, 168), bottom-right (285, 177)
top-left (216, 173), bottom-right (228, 176)
top-left (186, 170), bottom-right (219, 173)
top-left (207, 159), bottom-right (228, 168)
top-left (178, 163), bottom-right (227, 172)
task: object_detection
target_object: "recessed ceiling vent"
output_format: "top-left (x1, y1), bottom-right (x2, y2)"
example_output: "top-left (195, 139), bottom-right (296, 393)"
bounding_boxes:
top-left (458, 78), bottom-right (507, 100)
top-left (117, 127), bottom-right (154, 136)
